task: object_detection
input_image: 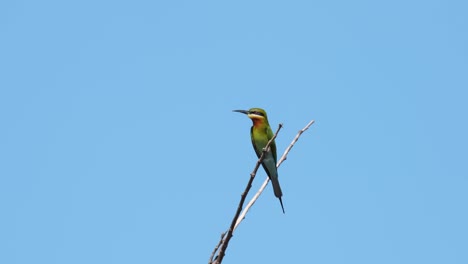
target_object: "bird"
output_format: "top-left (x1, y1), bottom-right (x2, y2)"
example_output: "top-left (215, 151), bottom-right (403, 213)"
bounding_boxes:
top-left (233, 108), bottom-right (285, 213)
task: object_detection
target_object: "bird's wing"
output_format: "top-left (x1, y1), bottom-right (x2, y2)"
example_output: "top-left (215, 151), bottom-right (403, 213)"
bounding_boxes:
top-left (251, 126), bottom-right (277, 163)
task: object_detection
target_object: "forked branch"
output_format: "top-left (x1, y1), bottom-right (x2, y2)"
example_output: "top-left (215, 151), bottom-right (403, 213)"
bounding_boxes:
top-left (210, 124), bottom-right (282, 264)
top-left (209, 120), bottom-right (315, 264)
top-left (234, 120), bottom-right (315, 229)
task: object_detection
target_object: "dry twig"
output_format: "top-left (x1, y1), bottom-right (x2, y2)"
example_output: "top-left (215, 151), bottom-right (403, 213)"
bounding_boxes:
top-left (209, 120), bottom-right (315, 264)
top-left (209, 124), bottom-right (283, 264)
top-left (234, 120), bottom-right (315, 228)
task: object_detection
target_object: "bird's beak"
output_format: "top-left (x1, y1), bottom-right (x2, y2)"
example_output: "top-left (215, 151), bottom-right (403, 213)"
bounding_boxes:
top-left (233, 110), bottom-right (249, 115)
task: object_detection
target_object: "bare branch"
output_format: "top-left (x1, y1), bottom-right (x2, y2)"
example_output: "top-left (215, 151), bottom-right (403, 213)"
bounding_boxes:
top-left (210, 119), bottom-right (315, 264)
top-left (234, 120), bottom-right (315, 229)
top-left (210, 124), bottom-right (283, 264)
top-left (208, 232), bottom-right (225, 264)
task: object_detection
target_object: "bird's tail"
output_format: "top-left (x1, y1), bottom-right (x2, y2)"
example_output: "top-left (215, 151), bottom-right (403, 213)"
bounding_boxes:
top-left (278, 196), bottom-right (285, 214)
top-left (270, 176), bottom-right (285, 214)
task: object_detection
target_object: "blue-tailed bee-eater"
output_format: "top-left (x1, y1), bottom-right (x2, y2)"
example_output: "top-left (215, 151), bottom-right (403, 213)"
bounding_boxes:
top-left (233, 108), bottom-right (285, 213)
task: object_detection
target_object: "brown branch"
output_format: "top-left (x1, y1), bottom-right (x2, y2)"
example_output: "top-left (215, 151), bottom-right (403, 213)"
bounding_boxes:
top-left (209, 119), bottom-right (315, 264)
top-left (234, 120), bottom-right (315, 230)
top-left (208, 232), bottom-right (225, 263)
top-left (209, 124), bottom-right (283, 264)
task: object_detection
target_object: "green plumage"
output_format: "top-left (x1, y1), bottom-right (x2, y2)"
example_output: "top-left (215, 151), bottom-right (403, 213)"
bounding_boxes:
top-left (234, 108), bottom-right (285, 213)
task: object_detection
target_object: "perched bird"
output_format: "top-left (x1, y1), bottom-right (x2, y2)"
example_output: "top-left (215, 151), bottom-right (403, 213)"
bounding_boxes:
top-left (233, 108), bottom-right (285, 213)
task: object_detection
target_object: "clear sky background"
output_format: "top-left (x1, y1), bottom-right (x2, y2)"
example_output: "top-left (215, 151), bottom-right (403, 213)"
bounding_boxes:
top-left (1, 1), bottom-right (467, 263)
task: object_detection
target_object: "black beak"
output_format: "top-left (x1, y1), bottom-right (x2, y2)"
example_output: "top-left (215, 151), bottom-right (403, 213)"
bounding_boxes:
top-left (233, 110), bottom-right (249, 115)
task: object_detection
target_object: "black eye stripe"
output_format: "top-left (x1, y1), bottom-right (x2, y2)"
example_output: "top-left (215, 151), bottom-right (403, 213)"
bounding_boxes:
top-left (251, 111), bottom-right (264, 116)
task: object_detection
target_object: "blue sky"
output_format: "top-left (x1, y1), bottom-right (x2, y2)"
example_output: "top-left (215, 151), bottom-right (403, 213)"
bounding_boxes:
top-left (1, 1), bottom-right (467, 263)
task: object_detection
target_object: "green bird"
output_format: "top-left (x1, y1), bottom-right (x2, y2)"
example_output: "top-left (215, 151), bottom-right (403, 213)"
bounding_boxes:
top-left (233, 108), bottom-right (285, 213)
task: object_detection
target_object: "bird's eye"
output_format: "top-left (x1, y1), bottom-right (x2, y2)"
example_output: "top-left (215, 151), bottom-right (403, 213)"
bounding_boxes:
top-left (252, 111), bottom-right (264, 116)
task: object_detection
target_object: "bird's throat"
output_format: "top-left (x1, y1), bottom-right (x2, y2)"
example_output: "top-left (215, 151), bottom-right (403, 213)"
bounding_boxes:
top-left (251, 117), bottom-right (267, 128)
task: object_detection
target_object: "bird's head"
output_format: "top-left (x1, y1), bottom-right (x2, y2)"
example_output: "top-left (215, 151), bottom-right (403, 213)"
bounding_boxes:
top-left (233, 108), bottom-right (269, 125)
